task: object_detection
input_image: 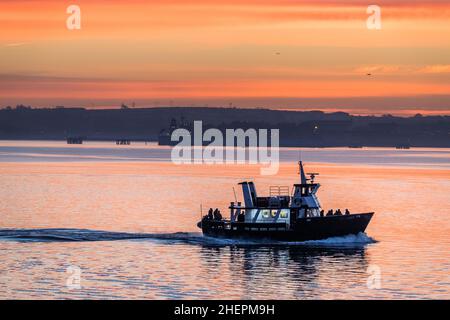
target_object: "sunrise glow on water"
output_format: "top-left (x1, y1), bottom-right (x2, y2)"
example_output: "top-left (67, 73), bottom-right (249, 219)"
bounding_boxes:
top-left (1, 142), bottom-right (449, 299)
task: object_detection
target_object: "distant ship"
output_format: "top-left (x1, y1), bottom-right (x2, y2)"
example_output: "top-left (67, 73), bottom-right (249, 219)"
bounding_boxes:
top-left (116, 139), bottom-right (131, 145)
top-left (158, 118), bottom-right (192, 146)
top-left (198, 161), bottom-right (374, 241)
top-left (66, 137), bottom-right (83, 144)
top-left (396, 144), bottom-right (411, 149)
top-left (158, 117), bottom-right (273, 147)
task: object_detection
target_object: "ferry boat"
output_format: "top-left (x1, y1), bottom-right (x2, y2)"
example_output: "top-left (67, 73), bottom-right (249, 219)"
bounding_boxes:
top-left (198, 161), bottom-right (374, 242)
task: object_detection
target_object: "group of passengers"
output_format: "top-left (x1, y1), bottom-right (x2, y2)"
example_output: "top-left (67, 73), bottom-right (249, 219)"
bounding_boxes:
top-left (206, 207), bottom-right (350, 221)
top-left (206, 208), bottom-right (223, 221)
top-left (321, 209), bottom-right (350, 217)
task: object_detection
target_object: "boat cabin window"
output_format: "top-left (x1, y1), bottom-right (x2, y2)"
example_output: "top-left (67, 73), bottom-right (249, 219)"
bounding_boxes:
top-left (280, 209), bottom-right (289, 218)
top-left (301, 186), bottom-right (309, 196)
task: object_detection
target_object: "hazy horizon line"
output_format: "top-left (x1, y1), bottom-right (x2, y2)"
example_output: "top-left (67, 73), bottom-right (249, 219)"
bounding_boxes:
top-left (3, 104), bottom-right (449, 118)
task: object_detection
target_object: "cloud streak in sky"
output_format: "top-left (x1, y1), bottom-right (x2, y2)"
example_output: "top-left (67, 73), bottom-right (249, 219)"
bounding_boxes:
top-left (0, 0), bottom-right (449, 114)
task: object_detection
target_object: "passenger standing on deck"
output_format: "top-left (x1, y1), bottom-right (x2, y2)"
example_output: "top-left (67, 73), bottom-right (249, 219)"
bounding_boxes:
top-left (335, 209), bottom-right (342, 216)
top-left (345, 209), bottom-right (350, 215)
top-left (208, 208), bottom-right (214, 220)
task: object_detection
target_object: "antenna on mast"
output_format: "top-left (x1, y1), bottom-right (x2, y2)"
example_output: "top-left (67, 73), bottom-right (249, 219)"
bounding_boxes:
top-left (307, 172), bottom-right (320, 183)
top-left (232, 187), bottom-right (238, 203)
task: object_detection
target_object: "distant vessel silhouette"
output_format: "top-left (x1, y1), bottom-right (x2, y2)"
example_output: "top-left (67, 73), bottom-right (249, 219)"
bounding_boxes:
top-left (198, 161), bottom-right (374, 241)
top-left (116, 139), bottom-right (131, 145)
top-left (66, 137), bottom-right (83, 144)
top-left (158, 118), bottom-right (191, 146)
top-left (396, 144), bottom-right (411, 149)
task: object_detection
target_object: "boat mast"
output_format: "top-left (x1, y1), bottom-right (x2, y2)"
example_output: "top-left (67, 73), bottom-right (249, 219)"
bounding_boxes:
top-left (299, 161), bottom-right (308, 185)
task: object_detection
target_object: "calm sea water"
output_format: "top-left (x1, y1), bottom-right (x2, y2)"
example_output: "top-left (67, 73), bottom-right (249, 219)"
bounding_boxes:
top-left (0, 141), bottom-right (449, 299)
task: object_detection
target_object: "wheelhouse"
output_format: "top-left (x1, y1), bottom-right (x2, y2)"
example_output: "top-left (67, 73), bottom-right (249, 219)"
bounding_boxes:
top-left (227, 161), bottom-right (322, 228)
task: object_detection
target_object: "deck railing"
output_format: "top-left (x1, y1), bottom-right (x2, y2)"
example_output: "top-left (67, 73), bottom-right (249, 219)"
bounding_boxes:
top-left (269, 186), bottom-right (290, 197)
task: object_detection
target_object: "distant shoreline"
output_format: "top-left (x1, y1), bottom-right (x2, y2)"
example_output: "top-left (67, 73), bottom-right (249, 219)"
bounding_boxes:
top-left (1, 107), bottom-right (449, 148)
top-left (2, 138), bottom-right (450, 149)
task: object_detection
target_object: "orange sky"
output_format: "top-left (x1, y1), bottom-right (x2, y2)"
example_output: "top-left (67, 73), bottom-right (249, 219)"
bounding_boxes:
top-left (1, 0), bottom-right (450, 115)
